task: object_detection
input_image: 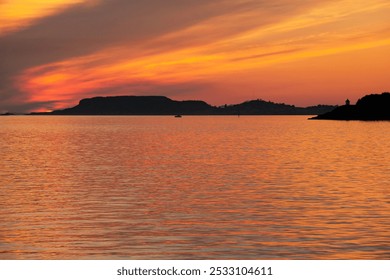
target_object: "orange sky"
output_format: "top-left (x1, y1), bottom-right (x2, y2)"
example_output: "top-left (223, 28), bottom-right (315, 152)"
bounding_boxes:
top-left (1, 0), bottom-right (390, 112)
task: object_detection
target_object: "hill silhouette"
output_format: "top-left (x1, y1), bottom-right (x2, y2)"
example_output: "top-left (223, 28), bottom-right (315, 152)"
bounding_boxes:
top-left (311, 92), bottom-right (390, 120)
top-left (220, 99), bottom-right (334, 115)
top-left (30, 95), bottom-right (336, 115)
top-left (47, 96), bottom-right (213, 115)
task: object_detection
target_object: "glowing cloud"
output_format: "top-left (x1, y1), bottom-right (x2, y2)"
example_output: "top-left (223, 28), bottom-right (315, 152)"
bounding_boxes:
top-left (0, 0), bottom-right (93, 35)
top-left (1, 0), bottom-right (390, 112)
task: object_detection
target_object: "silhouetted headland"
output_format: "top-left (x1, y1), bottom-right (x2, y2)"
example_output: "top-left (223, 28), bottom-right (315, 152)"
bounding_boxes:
top-left (30, 96), bottom-right (336, 116)
top-left (311, 92), bottom-right (390, 120)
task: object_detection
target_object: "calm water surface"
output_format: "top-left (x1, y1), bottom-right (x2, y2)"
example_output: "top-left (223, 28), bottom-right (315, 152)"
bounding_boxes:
top-left (1, 116), bottom-right (389, 259)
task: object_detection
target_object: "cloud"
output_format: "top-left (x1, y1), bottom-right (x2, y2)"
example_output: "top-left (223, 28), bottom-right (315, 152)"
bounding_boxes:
top-left (1, 0), bottom-right (390, 112)
top-left (0, 0), bottom-right (89, 35)
top-left (3, 0), bottom-right (285, 74)
top-left (230, 48), bottom-right (304, 62)
top-left (1, 0), bottom-right (326, 111)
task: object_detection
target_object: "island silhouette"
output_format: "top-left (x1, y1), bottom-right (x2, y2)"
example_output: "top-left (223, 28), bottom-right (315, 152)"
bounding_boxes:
top-left (311, 92), bottom-right (390, 120)
top-left (29, 96), bottom-right (335, 116)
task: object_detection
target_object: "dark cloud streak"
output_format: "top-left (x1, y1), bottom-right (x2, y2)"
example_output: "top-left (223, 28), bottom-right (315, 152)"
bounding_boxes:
top-left (0, 0), bottom-right (330, 112)
top-left (0, 0), bottom-right (237, 111)
top-left (1, 0), bottom-right (233, 74)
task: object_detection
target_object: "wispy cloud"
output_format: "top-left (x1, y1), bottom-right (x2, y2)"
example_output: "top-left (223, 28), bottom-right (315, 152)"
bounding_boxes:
top-left (0, 0), bottom-right (91, 35)
top-left (1, 0), bottom-right (390, 112)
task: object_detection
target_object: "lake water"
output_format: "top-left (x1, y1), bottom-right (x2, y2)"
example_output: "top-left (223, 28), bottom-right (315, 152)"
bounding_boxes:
top-left (1, 116), bottom-right (389, 259)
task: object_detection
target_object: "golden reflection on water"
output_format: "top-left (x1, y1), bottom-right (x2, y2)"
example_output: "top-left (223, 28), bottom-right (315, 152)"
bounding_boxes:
top-left (1, 116), bottom-right (389, 259)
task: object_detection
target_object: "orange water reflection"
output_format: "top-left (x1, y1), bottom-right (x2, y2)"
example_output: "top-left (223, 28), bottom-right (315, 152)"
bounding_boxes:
top-left (1, 116), bottom-right (389, 259)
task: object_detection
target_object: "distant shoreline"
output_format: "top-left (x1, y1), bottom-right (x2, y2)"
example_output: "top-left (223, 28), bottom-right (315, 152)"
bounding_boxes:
top-left (24, 95), bottom-right (336, 116)
top-left (3, 92), bottom-right (389, 120)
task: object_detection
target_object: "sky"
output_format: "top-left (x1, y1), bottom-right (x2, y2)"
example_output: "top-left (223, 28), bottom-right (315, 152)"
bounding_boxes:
top-left (1, 0), bottom-right (390, 112)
